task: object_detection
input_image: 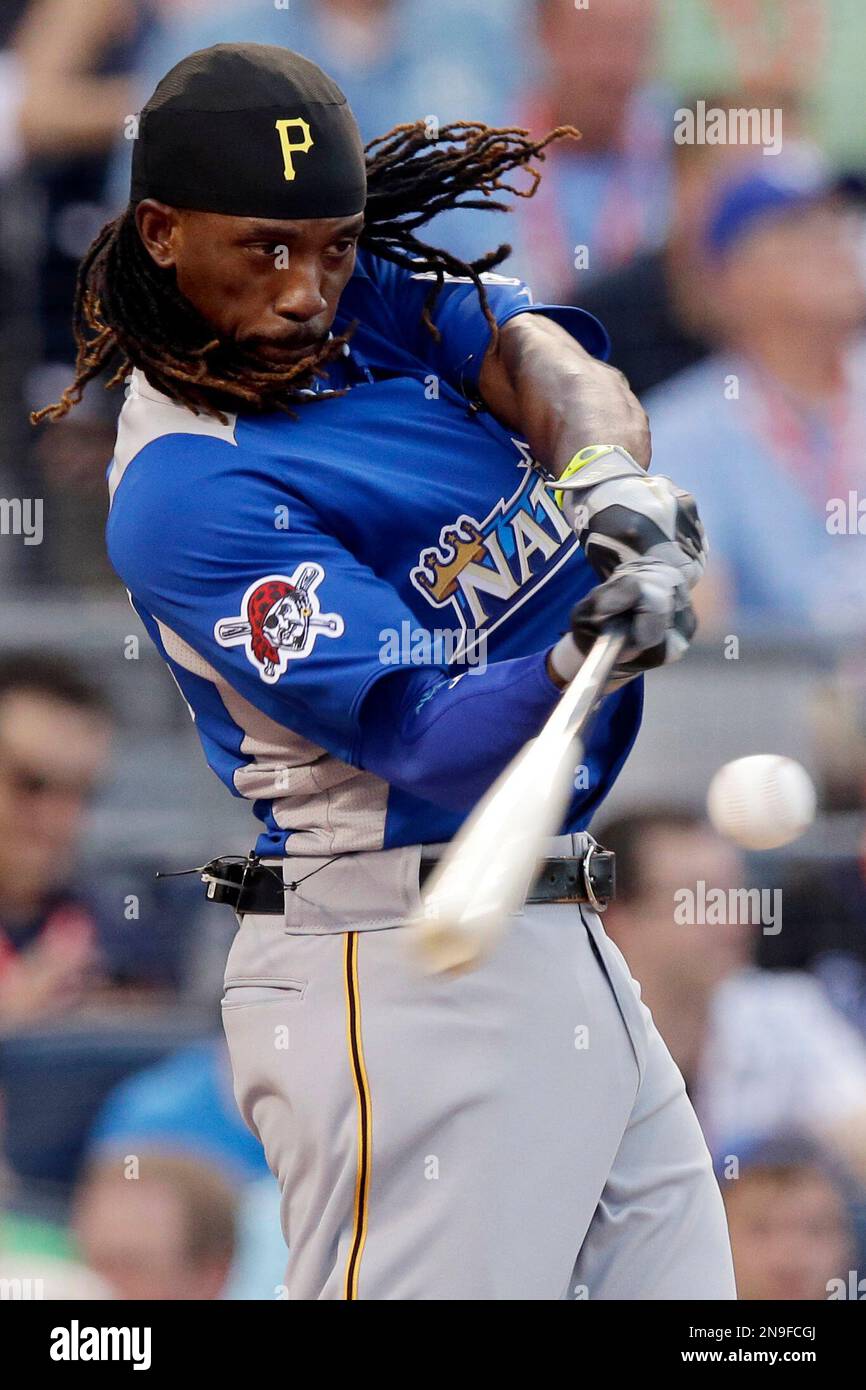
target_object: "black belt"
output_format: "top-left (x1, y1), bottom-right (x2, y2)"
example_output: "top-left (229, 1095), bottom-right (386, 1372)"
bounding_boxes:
top-left (197, 838), bottom-right (614, 916)
top-left (419, 845), bottom-right (614, 909)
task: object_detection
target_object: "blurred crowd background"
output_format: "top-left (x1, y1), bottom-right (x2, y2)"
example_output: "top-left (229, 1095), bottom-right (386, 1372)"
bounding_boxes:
top-left (0, 0), bottom-right (865, 1302)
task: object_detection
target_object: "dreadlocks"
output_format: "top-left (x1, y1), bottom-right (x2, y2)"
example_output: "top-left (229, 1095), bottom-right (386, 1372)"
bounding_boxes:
top-left (32, 120), bottom-right (577, 426)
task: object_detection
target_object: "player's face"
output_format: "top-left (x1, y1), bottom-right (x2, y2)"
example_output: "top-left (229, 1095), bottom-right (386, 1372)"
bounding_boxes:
top-left (136, 202), bottom-right (364, 365)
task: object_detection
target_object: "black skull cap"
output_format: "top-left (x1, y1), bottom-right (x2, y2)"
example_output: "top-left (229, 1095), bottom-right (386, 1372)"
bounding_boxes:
top-left (131, 43), bottom-right (367, 219)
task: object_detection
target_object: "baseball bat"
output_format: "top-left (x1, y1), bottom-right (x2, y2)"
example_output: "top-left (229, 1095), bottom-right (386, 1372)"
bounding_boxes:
top-left (410, 622), bottom-right (628, 975)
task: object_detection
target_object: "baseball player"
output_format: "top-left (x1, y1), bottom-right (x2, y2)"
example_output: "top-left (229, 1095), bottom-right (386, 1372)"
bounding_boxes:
top-left (38, 44), bottom-right (735, 1300)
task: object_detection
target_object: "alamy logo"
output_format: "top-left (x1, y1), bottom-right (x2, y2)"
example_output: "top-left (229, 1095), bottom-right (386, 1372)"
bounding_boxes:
top-left (50, 1321), bottom-right (152, 1371)
top-left (826, 491), bottom-right (866, 534)
top-left (674, 881), bottom-right (782, 935)
top-left (0, 1276), bottom-right (43, 1299)
top-left (827, 1270), bottom-right (866, 1299)
top-left (0, 497), bottom-right (42, 545)
top-left (674, 101), bottom-right (783, 156)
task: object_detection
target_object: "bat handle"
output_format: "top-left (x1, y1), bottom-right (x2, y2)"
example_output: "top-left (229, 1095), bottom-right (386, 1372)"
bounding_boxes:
top-left (553, 620), bottom-right (630, 742)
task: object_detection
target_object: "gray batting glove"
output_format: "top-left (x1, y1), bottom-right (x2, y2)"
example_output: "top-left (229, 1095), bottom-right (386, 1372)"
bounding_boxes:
top-left (546, 445), bottom-right (708, 591)
top-left (570, 555), bottom-right (697, 677)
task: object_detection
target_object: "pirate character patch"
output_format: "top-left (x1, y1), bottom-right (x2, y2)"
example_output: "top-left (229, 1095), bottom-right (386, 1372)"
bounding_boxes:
top-left (215, 564), bottom-right (343, 682)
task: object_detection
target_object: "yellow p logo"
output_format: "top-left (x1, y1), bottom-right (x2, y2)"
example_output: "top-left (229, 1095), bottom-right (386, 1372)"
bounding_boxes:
top-left (275, 118), bottom-right (314, 181)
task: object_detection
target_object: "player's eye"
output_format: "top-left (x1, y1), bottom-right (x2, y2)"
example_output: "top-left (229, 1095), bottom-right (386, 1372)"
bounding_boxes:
top-left (249, 243), bottom-right (285, 259)
top-left (327, 237), bottom-right (358, 259)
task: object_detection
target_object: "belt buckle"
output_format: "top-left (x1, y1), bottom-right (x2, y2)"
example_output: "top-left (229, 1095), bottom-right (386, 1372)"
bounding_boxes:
top-left (579, 834), bottom-right (610, 913)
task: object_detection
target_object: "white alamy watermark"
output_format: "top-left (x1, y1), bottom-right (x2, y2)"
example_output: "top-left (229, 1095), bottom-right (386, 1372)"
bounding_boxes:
top-left (0, 1277), bottom-right (44, 1300)
top-left (674, 881), bottom-right (782, 935)
top-left (50, 1321), bottom-right (152, 1371)
top-left (826, 492), bottom-right (866, 535)
top-left (674, 102), bottom-right (783, 156)
top-left (378, 622), bottom-right (487, 672)
top-left (827, 1270), bottom-right (866, 1300)
top-left (0, 497), bottom-right (42, 545)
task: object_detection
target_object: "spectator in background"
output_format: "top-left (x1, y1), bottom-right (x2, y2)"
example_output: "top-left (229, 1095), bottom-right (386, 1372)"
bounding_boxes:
top-left (86, 1039), bottom-right (271, 1188)
top-left (0, 8), bottom-right (29, 590)
top-left (0, 655), bottom-right (112, 1031)
top-left (719, 1132), bottom-right (857, 1301)
top-left (599, 808), bottom-right (866, 1188)
top-left (0, 651), bottom-right (203, 1023)
top-left (512, 0), bottom-right (671, 301)
top-left (0, 1107), bottom-right (112, 1299)
top-left (645, 151), bottom-right (866, 632)
top-left (13, 0), bottom-right (137, 162)
top-left (10, 0), bottom-right (152, 588)
top-left (0, 2), bottom-right (27, 182)
top-left (12, 0), bottom-right (143, 414)
top-left (0, 1104), bottom-right (111, 1298)
top-left (224, 1173), bottom-right (289, 1301)
top-left (579, 90), bottom-right (804, 396)
top-left (84, 1040), bottom-right (282, 1298)
top-left (74, 1151), bottom-right (237, 1299)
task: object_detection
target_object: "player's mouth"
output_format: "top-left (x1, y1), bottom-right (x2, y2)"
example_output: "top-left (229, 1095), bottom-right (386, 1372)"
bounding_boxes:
top-left (245, 336), bottom-right (326, 364)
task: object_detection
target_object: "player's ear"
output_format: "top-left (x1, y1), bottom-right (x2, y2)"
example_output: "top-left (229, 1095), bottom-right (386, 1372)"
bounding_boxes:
top-left (135, 199), bottom-right (183, 271)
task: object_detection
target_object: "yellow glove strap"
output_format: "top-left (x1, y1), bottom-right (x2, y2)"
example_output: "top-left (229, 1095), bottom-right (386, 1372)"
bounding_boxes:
top-left (552, 444), bottom-right (617, 511)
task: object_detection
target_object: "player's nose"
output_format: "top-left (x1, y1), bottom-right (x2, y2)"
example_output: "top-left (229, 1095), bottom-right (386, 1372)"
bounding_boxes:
top-left (272, 262), bottom-right (328, 322)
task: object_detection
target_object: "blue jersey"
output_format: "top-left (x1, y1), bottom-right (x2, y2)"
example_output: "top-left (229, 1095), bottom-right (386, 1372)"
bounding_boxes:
top-left (106, 251), bottom-right (641, 856)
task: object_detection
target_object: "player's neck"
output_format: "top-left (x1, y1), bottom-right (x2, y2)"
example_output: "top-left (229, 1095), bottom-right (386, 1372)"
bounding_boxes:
top-left (736, 325), bottom-right (849, 406)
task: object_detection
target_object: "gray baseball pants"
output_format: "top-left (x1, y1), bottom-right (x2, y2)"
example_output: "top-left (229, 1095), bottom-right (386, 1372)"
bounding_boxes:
top-left (220, 843), bottom-right (736, 1300)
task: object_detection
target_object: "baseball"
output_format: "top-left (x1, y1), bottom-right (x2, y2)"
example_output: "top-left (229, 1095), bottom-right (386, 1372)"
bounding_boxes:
top-left (706, 754), bottom-right (817, 850)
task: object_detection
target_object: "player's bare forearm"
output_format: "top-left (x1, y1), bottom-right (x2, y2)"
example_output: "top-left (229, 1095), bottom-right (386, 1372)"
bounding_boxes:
top-left (477, 314), bottom-right (651, 475)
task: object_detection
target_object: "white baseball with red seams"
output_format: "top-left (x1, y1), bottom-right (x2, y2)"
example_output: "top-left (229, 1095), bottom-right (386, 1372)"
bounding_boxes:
top-left (707, 754), bottom-right (817, 851)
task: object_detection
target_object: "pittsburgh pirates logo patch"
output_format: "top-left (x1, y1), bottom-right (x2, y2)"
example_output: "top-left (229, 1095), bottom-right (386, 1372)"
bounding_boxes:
top-left (214, 564), bottom-right (343, 683)
top-left (275, 117), bottom-right (314, 180)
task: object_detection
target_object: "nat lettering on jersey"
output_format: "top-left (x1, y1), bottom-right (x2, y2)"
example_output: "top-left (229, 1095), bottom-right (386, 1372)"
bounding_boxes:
top-left (411, 440), bottom-right (575, 661)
